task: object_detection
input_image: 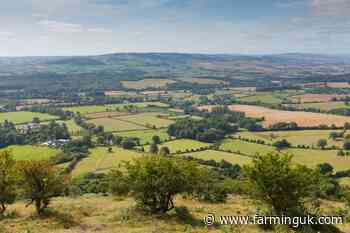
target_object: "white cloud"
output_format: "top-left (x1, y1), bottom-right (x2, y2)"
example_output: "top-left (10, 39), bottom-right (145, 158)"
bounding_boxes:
top-left (311, 0), bottom-right (350, 16)
top-left (37, 20), bottom-right (113, 34)
top-left (38, 20), bottom-right (83, 33)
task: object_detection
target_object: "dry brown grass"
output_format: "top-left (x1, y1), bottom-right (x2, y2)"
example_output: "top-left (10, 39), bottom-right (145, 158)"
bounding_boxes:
top-left (229, 104), bottom-right (350, 127)
top-left (2, 195), bottom-right (348, 233)
top-left (121, 79), bottom-right (176, 89)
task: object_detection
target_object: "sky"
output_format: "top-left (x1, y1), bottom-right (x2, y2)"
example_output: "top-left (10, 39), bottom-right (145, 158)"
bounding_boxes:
top-left (0, 0), bottom-right (350, 56)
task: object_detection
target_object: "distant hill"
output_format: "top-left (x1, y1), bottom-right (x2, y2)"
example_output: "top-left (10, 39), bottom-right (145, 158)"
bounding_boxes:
top-left (1, 52), bottom-right (350, 78)
top-left (47, 57), bottom-right (105, 66)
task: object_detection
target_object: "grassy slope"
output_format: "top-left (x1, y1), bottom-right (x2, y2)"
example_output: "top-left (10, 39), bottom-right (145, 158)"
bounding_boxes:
top-left (0, 111), bottom-right (57, 124)
top-left (3, 195), bottom-right (348, 233)
top-left (0, 145), bottom-right (59, 160)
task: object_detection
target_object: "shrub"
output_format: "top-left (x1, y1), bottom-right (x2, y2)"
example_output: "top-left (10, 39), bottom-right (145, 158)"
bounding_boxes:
top-left (110, 156), bottom-right (201, 213)
top-left (19, 160), bottom-right (69, 215)
top-left (0, 151), bottom-right (17, 215)
top-left (244, 153), bottom-right (320, 217)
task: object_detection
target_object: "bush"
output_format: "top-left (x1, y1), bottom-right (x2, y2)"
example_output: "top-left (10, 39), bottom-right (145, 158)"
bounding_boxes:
top-left (109, 156), bottom-right (202, 213)
top-left (19, 160), bottom-right (70, 215)
top-left (0, 151), bottom-right (17, 215)
top-left (244, 153), bottom-right (320, 217)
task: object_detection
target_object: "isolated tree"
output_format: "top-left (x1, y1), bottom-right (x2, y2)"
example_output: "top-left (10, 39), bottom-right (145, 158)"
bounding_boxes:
top-left (273, 139), bottom-right (291, 150)
top-left (317, 139), bottom-right (327, 150)
top-left (343, 140), bottom-right (350, 150)
top-left (152, 135), bottom-right (161, 145)
top-left (19, 160), bottom-right (69, 215)
top-left (114, 156), bottom-right (201, 213)
top-left (32, 117), bottom-right (40, 124)
top-left (149, 143), bottom-right (159, 154)
top-left (159, 146), bottom-right (170, 156)
top-left (317, 163), bottom-right (334, 175)
top-left (244, 153), bottom-right (320, 216)
top-left (0, 150), bottom-right (17, 215)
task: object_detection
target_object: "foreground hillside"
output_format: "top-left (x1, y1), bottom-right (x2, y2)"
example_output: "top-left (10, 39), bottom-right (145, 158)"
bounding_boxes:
top-left (2, 195), bottom-right (349, 233)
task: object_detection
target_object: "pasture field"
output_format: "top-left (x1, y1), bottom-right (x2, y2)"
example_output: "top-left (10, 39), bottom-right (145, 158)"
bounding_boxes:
top-left (182, 150), bottom-right (252, 166)
top-left (290, 94), bottom-right (347, 103)
top-left (42, 119), bottom-right (83, 134)
top-left (229, 104), bottom-right (350, 127)
top-left (236, 130), bottom-right (344, 148)
top-left (237, 92), bottom-right (289, 105)
top-left (338, 177), bottom-right (350, 188)
top-left (1, 145), bottom-right (60, 161)
top-left (84, 111), bottom-right (130, 119)
top-left (115, 112), bottom-right (174, 128)
top-left (150, 139), bottom-right (211, 154)
top-left (115, 129), bottom-right (170, 145)
top-left (121, 79), bottom-right (176, 89)
top-left (63, 102), bottom-right (168, 114)
top-left (220, 139), bottom-right (350, 171)
top-left (286, 102), bottom-right (350, 111)
top-left (72, 147), bottom-right (142, 177)
top-left (0, 111), bottom-right (57, 124)
top-left (88, 118), bottom-right (147, 132)
top-left (177, 77), bottom-right (228, 85)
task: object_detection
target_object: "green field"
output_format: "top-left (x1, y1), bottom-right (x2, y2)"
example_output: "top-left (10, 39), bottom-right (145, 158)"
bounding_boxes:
top-left (1, 145), bottom-right (60, 161)
top-left (115, 112), bottom-right (174, 128)
top-left (150, 139), bottom-right (211, 154)
top-left (237, 92), bottom-right (290, 105)
top-left (287, 102), bottom-right (350, 111)
top-left (88, 118), bottom-right (147, 132)
top-left (63, 102), bottom-right (168, 114)
top-left (236, 130), bottom-right (344, 148)
top-left (115, 129), bottom-right (170, 145)
top-left (182, 150), bottom-right (252, 166)
top-left (220, 139), bottom-right (350, 171)
top-left (72, 147), bottom-right (142, 177)
top-left (0, 111), bottom-right (57, 124)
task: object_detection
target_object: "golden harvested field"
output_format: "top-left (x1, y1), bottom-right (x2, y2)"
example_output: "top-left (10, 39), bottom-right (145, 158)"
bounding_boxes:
top-left (229, 105), bottom-right (350, 127)
top-left (291, 94), bottom-right (348, 103)
top-left (178, 77), bottom-right (228, 85)
top-left (121, 79), bottom-right (176, 89)
top-left (326, 82), bottom-right (350, 88)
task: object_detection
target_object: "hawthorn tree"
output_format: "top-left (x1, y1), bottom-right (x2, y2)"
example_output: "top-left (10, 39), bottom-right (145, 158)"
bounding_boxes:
top-left (111, 156), bottom-right (201, 213)
top-left (0, 150), bottom-right (17, 215)
top-left (19, 160), bottom-right (69, 215)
